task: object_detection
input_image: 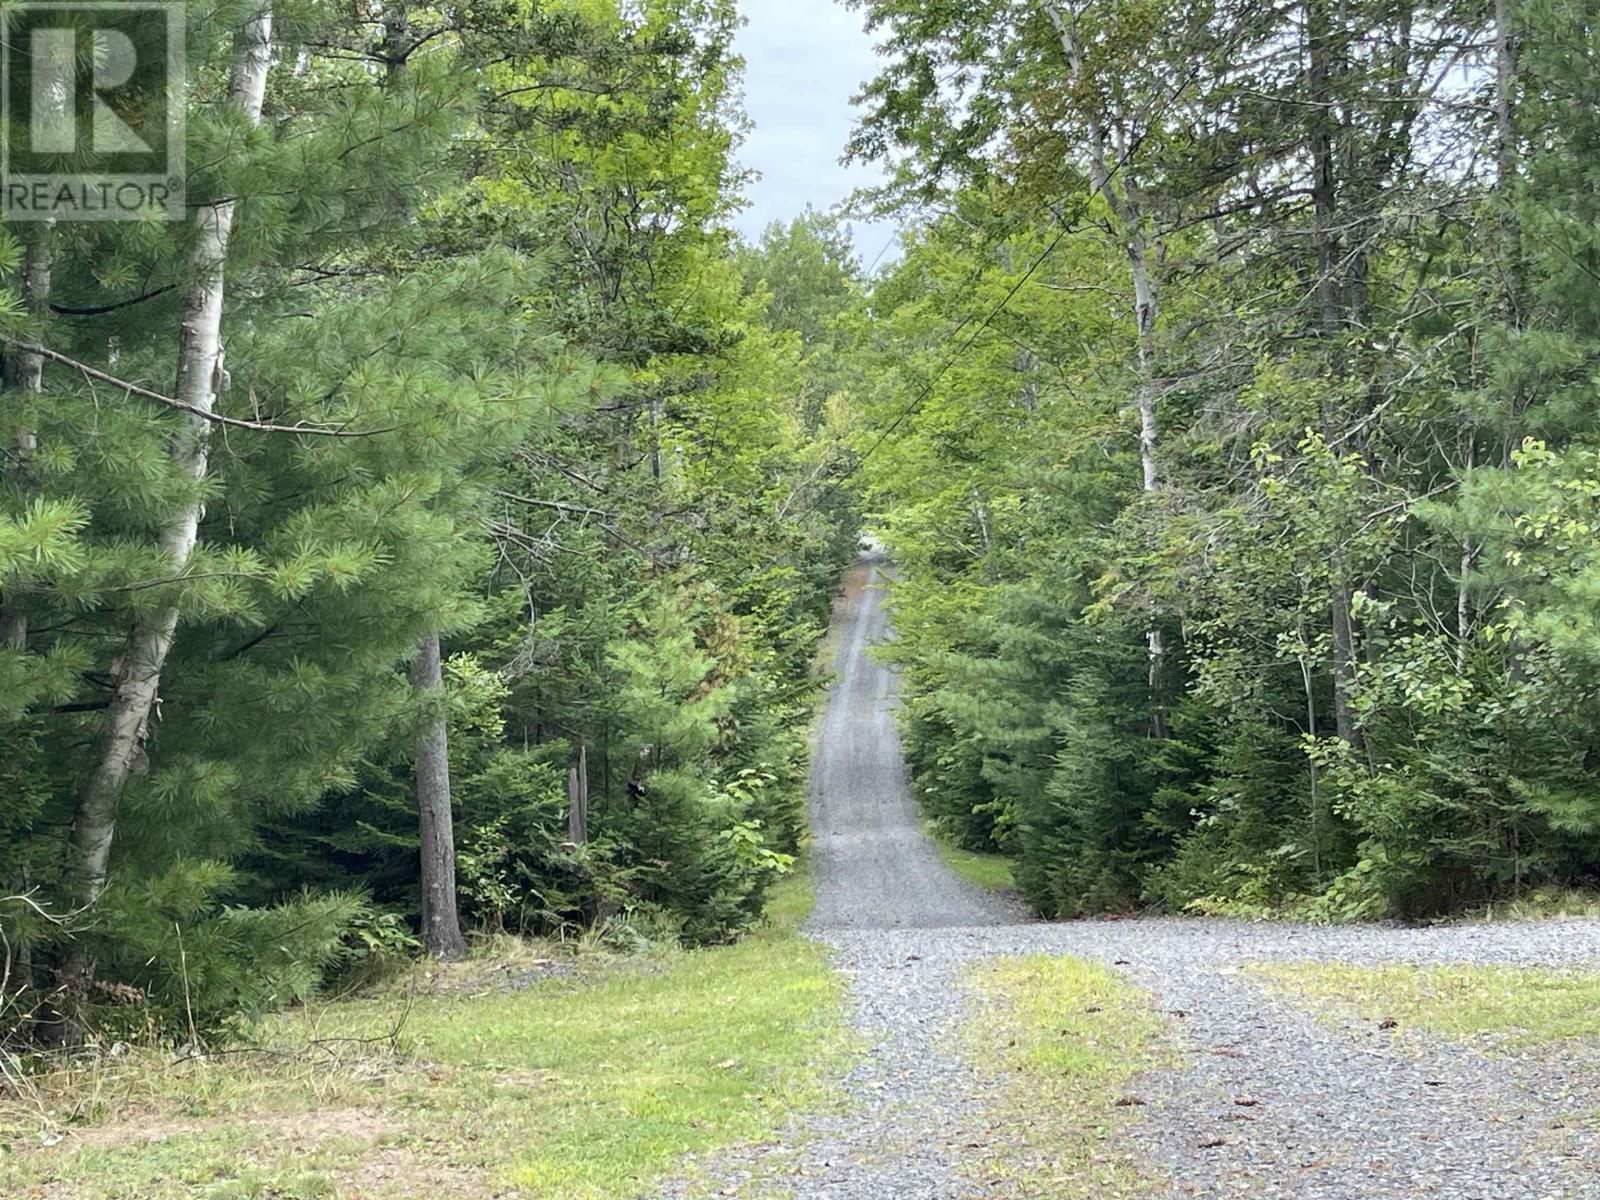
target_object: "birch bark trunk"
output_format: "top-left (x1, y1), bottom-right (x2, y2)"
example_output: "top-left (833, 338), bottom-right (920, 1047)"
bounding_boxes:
top-left (1042, 0), bottom-right (1168, 736)
top-left (0, 222), bottom-right (55, 652)
top-left (68, 8), bottom-right (274, 924)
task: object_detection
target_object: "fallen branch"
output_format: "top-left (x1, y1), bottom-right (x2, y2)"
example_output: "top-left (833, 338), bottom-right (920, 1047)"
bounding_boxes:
top-left (8, 341), bottom-right (394, 438)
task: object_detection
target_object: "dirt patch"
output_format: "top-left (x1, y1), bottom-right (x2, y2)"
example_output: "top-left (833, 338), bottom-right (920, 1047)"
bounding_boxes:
top-left (344, 1143), bottom-right (507, 1199)
top-left (63, 1104), bottom-right (396, 1151)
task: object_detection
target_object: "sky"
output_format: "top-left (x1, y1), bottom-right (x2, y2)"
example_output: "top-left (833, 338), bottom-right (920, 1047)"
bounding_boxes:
top-left (731, 0), bottom-right (902, 266)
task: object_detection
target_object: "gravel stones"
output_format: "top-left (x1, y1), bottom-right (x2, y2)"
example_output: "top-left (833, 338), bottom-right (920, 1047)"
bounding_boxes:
top-left (653, 562), bottom-right (1600, 1197)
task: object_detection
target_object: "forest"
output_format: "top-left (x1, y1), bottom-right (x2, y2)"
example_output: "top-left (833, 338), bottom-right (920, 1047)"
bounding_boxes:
top-left (849, 0), bottom-right (1600, 924)
top-left (0, 0), bottom-right (865, 1045)
top-left (5, 0), bottom-right (1600, 1058)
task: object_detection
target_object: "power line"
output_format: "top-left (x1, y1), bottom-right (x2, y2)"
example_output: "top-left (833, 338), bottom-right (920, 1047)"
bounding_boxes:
top-left (814, 41), bottom-right (1219, 501)
top-left (862, 225), bottom-right (903, 275)
top-left (838, 216), bottom-right (1078, 487)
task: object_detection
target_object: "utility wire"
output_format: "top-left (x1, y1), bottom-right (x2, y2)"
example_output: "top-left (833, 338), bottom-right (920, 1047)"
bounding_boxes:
top-left (813, 39), bottom-right (1219, 503)
top-left (838, 215), bottom-right (1079, 487)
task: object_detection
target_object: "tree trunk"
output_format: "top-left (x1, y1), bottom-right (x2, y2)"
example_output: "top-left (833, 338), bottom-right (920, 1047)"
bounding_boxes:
top-left (1493, 0), bottom-right (1528, 684)
top-left (1458, 440), bottom-right (1477, 670)
top-left (649, 396), bottom-right (663, 481)
top-left (378, 0), bottom-right (465, 962)
top-left (1495, 0), bottom-right (1519, 318)
top-left (1298, 631), bottom-right (1322, 876)
top-left (1330, 561), bottom-right (1363, 749)
top-left (567, 745), bottom-right (589, 846)
top-left (0, 222), bottom-right (56, 652)
top-left (6, 222), bottom-right (52, 464)
top-left (1305, 0), bottom-right (1365, 752)
top-left (1129, 232), bottom-right (1160, 495)
top-left (1128, 230), bottom-right (1168, 737)
top-left (1043, 0), bottom-right (1168, 736)
top-left (411, 632), bottom-right (467, 960)
top-left (1306, 0), bottom-right (1344, 335)
top-left (66, 7), bottom-right (273, 958)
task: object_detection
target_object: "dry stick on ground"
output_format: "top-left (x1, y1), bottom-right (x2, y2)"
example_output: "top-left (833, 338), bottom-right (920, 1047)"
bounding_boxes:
top-left (4, 341), bottom-right (394, 437)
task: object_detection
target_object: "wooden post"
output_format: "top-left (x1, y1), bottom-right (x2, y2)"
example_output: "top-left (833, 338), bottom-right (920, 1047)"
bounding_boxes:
top-left (567, 746), bottom-right (589, 846)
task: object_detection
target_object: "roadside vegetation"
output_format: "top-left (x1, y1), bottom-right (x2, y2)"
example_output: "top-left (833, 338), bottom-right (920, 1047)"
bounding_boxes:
top-left (848, 0), bottom-right (1600, 925)
top-left (963, 956), bottom-right (1170, 1197)
top-left (1251, 962), bottom-right (1600, 1049)
top-left (1, 0), bottom-right (864, 1052)
top-left (929, 829), bottom-right (1016, 896)
top-left (1468, 890), bottom-right (1600, 923)
top-left (0, 877), bottom-right (845, 1200)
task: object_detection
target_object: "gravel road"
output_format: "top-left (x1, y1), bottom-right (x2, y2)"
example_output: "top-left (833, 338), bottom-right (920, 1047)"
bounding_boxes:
top-left (661, 556), bottom-right (1600, 1199)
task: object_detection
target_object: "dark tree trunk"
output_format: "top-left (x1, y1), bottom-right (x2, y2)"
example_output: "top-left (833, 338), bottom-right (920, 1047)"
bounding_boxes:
top-left (1495, 0), bottom-right (1520, 318)
top-left (411, 632), bottom-right (467, 960)
top-left (1330, 564), bottom-right (1363, 750)
top-left (1306, 0), bottom-right (1365, 752)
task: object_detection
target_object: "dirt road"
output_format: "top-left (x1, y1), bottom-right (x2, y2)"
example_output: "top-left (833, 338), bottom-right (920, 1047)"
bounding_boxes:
top-left (661, 556), bottom-right (1600, 1199)
top-left (807, 556), bottom-right (1022, 932)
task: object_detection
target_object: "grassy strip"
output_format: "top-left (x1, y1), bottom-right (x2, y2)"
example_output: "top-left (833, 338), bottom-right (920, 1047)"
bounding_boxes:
top-left (1466, 889), bottom-right (1600, 922)
top-left (927, 826), bottom-right (1015, 894)
top-left (1251, 962), bottom-right (1600, 1048)
top-left (963, 955), bottom-right (1170, 1198)
top-left (2, 873), bottom-right (845, 1200)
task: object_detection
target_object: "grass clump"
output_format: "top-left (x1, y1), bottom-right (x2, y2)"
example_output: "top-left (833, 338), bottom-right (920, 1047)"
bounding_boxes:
top-left (926, 826), bottom-right (1015, 895)
top-left (1467, 888), bottom-right (1600, 922)
top-left (1251, 961), bottom-right (1600, 1048)
top-left (1, 873), bottom-right (845, 1200)
top-left (963, 955), bottom-right (1170, 1198)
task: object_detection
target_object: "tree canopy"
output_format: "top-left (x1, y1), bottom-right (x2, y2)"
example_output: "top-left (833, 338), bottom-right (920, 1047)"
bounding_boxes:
top-left (7, 0), bottom-right (1600, 1048)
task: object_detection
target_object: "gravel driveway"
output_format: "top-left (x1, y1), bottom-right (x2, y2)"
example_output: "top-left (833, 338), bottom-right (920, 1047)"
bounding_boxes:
top-left (661, 557), bottom-right (1600, 1199)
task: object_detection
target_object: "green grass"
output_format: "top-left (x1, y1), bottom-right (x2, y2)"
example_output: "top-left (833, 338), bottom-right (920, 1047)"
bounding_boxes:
top-left (1251, 961), bottom-right (1600, 1048)
top-left (1, 873), bottom-right (846, 1200)
top-left (927, 826), bottom-right (1015, 894)
top-left (962, 955), bottom-right (1170, 1198)
top-left (1465, 888), bottom-right (1600, 922)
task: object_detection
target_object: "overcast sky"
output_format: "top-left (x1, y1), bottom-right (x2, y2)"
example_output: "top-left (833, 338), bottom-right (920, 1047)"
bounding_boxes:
top-left (731, 0), bottom-right (902, 266)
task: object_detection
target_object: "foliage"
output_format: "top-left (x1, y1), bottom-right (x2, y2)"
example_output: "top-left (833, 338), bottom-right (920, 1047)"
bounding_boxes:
top-left (0, 1), bottom-right (861, 1044)
top-left (844, 0), bottom-right (1600, 922)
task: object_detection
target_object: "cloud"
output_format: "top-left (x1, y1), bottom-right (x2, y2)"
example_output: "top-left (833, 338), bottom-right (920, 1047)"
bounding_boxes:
top-left (732, 0), bottom-right (900, 262)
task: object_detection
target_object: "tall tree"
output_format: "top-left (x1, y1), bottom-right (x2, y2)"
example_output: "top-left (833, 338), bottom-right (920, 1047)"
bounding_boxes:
top-left (69, 0), bottom-right (274, 940)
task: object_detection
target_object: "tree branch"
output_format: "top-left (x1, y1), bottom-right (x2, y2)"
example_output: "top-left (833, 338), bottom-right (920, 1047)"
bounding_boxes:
top-left (7, 342), bottom-right (394, 438)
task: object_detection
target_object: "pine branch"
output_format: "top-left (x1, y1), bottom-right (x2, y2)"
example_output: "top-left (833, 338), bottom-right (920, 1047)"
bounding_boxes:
top-left (6, 342), bottom-right (394, 438)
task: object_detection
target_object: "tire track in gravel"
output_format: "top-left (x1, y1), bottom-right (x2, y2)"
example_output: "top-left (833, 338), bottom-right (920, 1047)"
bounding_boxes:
top-left (654, 555), bottom-right (1600, 1200)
